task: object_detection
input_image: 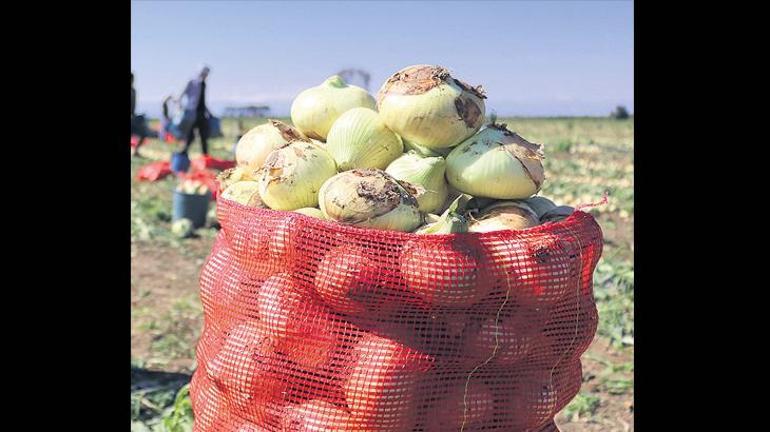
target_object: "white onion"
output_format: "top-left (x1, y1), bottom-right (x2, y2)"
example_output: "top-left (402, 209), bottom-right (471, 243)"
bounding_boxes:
top-left (325, 107), bottom-right (403, 171)
top-left (235, 119), bottom-right (304, 170)
top-left (377, 64), bottom-right (486, 149)
top-left (257, 140), bottom-right (337, 211)
top-left (446, 123), bottom-right (545, 199)
top-left (290, 75), bottom-right (376, 141)
top-left (318, 169), bottom-right (422, 232)
top-left (385, 152), bottom-right (448, 214)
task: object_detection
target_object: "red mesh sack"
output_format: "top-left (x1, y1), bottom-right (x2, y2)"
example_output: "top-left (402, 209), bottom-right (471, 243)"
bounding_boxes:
top-left (192, 197), bottom-right (603, 431)
top-left (192, 155), bottom-right (237, 172)
top-left (136, 161), bottom-right (172, 182)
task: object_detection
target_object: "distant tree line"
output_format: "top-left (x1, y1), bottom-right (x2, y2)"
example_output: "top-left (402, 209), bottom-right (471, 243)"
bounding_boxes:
top-left (610, 105), bottom-right (631, 119)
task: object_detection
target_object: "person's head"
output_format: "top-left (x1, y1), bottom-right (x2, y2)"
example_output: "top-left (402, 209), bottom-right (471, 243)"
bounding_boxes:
top-left (131, 72), bottom-right (134, 85)
top-left (199, 64), bottom-right (211, 81)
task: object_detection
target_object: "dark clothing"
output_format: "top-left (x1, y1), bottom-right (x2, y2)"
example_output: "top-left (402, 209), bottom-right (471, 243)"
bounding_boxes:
top-left (131, 87), bottom-right (136, 117)
top-left (196, 81), bottom-right (206, 115)
top-left (183, 112), bottom-right (209, 155)
top-left (182, 79), bottom-right (209, 155)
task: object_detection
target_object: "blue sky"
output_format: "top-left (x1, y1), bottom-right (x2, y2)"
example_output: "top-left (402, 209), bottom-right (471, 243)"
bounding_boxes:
top-left (131, 1), bottom-right (633, 118)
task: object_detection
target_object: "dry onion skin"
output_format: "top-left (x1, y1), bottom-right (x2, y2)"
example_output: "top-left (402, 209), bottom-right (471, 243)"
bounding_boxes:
top-left (216, 166), bottom-right (253, 194)
top-left (446, 123), bottom-right (545, 199)
top-left (290, 75), bottom-right (376, 141)
top-left (377, 65), bottom-right (486, 149)
top-left (257, 140), bottom-right (337, 211)
top-left (235, 119), bottom-right (304, 170)
top-left (318, 169), bottom-right (422, 232)
top-left (469, 201), bottom-right (540, 233)
top-left (385, 152), bottom-right (449, 214)
top-left (325, 107), bottom-right (404, 171)
top-left (220, 180), bottom-right (267, 208)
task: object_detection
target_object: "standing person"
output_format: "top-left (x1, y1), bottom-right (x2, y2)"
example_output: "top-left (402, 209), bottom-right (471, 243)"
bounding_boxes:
top-left (159, 95), bottom-right (175, 142)
top-left (131, 72), bottom-right (148, 157)
top-left (179, 65), bottom-right (212, 156)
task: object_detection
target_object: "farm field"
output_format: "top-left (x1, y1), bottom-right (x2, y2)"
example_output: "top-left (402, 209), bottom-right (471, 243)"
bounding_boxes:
top-left (131, 117), bottom-right (634, 432)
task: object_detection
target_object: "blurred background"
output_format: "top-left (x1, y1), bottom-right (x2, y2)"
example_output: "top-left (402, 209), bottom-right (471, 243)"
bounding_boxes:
top-left (131, 1), bottom-right (633, 431)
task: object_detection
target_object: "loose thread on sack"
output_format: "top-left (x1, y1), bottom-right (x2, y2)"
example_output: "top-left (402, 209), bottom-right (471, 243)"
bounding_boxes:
top-left (548, 225), bottom-right (586, 382)
top-left (460, 243), bottom-right (513, 432)
top-left (575, 190), bottom-right (610, 212)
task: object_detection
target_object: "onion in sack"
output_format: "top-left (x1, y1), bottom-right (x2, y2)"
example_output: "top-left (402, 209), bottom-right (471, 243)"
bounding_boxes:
top-left (343, 333), bottom-right (434, 431)
top-left (293, 207), bottom-right (325, 219)
top-left (461, 314), bottom-right (535, 367)
top-left (291, 75), bottom-right (376, 141)
top-left (190, 371), bottom-right (229, 430)
top-left (205, 321), bottom-right (287, 424)
top-left (318, 169), bottom-right (422, 232)
top-left (377, 64), bottom-right (486, 149)
top-left (221, 180), bottom-right (267, 208)
top-left (258, 273), bottom-right (357, 370)
top-left (325, 107), bottom-right (403, 171)
top-left (257, 140), bottom-right (337, 211)
top-left (507, 373), bottom-right (558, 430)
top-left (446, 123), bottom-right (545, 199)
top-left (502, 233), bottom-right (571, 307)
top-left (385, 152), bottom-right (448, 214)
top-left (423, 379), bottom-right (495, 431)
top-left (236, 119), bottom-right (304, 169)
top-left (469, 201), bottom-right (540, 232)
top-left (401, 237), bottom-right (491, 308)
top-left (232, 421), bottom-right (269, 432)
top-left (314, 244), bottom-right (380, 315)
top-left (283, 400), bottom-right (354, 431)
top-left (525, 196), bottom-right (558, 219)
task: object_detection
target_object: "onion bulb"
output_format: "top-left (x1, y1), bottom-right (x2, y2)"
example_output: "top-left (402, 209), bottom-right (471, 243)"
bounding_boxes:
top-left (423, 379), bottom-right (495, 431)
top-left (318, 169), bottom-right (422, 232)
top-left (235, 119), bottom-right (304, 170)
top-left (385, 152), bottom-right (448, 214)
top-left (325, 107), bottom-right (403, 171)
top-left (446, 123), bottom-right (545, 199)
top-left (221, 181), bottom-right (267, 208)
top-left (290, 75), bottom-right (376, 141)
top-left (216, 166), bottom-right (253, 194)
top-left (284, 400), bottom-right (354, 431)
top-left (401, 238), bottom-right (491, 308)
top-left (524, 196), bottom-right (558, 219)
top-left (293, 207), bottom-right (325, 219)
top-left (257, 140), bottom-right (337, 211)
top-left (469, 201), bottom-right (540, 233)
top-left (377, 64), bottom-right (486, 149)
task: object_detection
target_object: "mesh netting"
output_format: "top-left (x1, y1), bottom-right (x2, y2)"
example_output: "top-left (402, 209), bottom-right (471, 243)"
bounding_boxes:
top-left (191, 196), bottom-right (602, 431)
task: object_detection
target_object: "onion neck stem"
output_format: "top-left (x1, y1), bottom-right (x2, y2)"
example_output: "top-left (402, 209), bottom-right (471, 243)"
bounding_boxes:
top-left (324, 75), bottom-right (346, 88)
